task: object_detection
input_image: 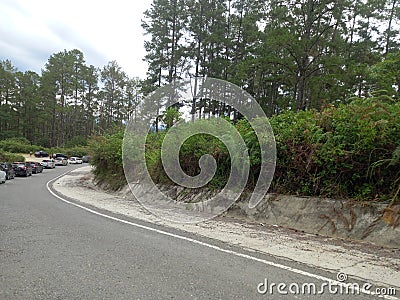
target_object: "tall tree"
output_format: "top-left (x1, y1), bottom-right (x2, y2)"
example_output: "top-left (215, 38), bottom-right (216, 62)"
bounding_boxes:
top-left (81, 65), bottom-right (99, 137)
top-left (100, 60), bottom-right (127, 130)
top-left (15, 71), bottom-right (41, 144)
top-left (261, 0), bottom-right (349, 110)
top-left (125, 77), bottom-right (142, 122)
top-left (41, 49), bottom-right (89, 146)
top-left (380, 0), bottom-right (400, 55)
top-left (0, 60), bottom-right (17, 137)
top-left (187, 0), bottom-right (229, 119)
top-left (142, 0), bottom-right (190, 85)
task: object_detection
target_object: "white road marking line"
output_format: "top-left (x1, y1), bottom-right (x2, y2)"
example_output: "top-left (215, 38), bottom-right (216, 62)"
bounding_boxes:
top-left (46, 170), bottom-right (398, 300)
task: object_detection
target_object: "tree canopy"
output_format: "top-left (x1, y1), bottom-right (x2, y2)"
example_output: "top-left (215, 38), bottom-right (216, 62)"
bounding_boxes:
top-left (0, 0), bottom-right (399, 146)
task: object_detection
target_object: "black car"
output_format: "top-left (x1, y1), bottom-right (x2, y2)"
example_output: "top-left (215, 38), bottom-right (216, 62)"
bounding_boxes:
top-left (12, 162), bottom-right (33, 177)
top-left (34, 150), bottom-right (49, 158)
top-left (28, 162), bottom-right (44, 174)
top-left (0, 162), bottom-right (15, 180)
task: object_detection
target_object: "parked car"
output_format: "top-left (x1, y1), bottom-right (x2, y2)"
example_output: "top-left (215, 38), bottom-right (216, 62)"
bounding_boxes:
top-left (12, 162), bottom-right (33, 177)
top-left (55, 157), bottom-right (68, 166)
top-left (53, 153), bottom-right (68, 159)
top-left (0, 162), bottom-right (15, 180)
top-left (34, 150), bottom-right (49, 158)
top-left (42, 159), bottom-right (56, 169)
top-left (82, 155), bottom-right (92, 163)
top-left (68, 157), bottom-right (83, 164)
top-left (28, 162), bottom-right (44, 174)
top-left (0, 170), bottom-right (5, 183)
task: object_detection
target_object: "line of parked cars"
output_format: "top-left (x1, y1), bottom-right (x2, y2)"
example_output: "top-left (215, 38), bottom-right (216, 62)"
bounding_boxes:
top-left (0, 153), bottom-right (91, 185)
top-left (0, 162), bottom-right (37, 181)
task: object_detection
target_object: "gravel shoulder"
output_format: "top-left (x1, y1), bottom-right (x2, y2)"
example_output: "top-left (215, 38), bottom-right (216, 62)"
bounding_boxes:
top-left (52, 166), bottom-right (400, 289)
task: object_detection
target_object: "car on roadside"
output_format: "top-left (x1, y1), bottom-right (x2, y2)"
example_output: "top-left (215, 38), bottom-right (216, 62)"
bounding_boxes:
top-left (82, 155), bottom-right (92, 163)
top-left (55, 157), bottom-right (68, 166)
top-left (0, 162), bottom-right (15, 180)
top-left (53, 153), bottom-right (68, 159)
top-left (0, 169), bottom-right (5, 183)
top-left (68, 157), bottom-right (83, 164)
top-left (12, 162), bottom-right (33, 177)
top-left (42, 159), bottom-right (56, 169)
top-left (34, 150), bottom-right (49, 158)
top-left (27, 162), bottom-right (44, 174)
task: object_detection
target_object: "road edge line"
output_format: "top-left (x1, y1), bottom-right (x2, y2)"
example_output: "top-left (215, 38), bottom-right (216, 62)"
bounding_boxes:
top-left (46, 170), bottom-right (398, 300)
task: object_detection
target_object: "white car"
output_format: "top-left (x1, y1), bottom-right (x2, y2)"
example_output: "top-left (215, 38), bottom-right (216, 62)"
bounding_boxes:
top-left (68, 157), bottom-right (83, 164)
top-left (0, 170), bottom-right (6, 183)
top-left (55, 157), bottom-right (68, 166)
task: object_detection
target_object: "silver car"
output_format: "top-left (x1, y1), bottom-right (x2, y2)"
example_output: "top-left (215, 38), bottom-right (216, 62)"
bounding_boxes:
top-left (42, 159), bottom-right (56, 169)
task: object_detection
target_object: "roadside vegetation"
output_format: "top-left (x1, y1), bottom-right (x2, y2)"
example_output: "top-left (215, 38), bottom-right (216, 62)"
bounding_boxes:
top-left (89, 95), bottom-right (400, 205)
top-left (1, 0), bottom-right (399, 204)
top-left (0, 149), bottom-right (25, 163)
top-left (0, 136), bottom-right (90, 163)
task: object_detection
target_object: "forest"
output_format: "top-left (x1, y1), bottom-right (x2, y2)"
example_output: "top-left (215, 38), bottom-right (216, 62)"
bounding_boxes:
top-left (0, 0), bottom-right (399, 147)
top-left (0, 53), bottom-right (141, 147)
top-left (1, 0), bottom-right (399, 202)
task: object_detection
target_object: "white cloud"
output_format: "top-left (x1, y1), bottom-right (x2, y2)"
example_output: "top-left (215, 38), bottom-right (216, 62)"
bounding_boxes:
top-left (0, 0), bottom-right (152, 78)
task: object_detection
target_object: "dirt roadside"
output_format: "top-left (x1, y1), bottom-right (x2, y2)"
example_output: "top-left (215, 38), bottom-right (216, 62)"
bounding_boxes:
top-left (21, 154), bottom-right (50, 163)
top-left (52, 166), bottom-right (400, 290)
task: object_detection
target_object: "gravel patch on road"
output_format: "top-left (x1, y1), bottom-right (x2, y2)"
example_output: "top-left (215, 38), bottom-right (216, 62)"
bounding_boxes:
top-left (53, 166), bottom-right (400, 289)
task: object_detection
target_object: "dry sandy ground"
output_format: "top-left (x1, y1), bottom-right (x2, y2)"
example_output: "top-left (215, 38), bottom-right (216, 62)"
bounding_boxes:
top-left (20, 154), bottom-right (47, 163)
top-left (52, 166), bottom-right (400, 291)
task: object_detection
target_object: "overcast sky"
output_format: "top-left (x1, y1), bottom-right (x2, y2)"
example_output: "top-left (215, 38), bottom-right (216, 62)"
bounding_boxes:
top-left (0, 0), bottom-right (153, 79)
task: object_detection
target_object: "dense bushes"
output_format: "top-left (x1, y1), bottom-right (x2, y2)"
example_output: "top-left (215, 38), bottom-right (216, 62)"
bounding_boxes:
top-left (0, 150), bottom-right (25, 162)
top-left (50, 146), bottom-right (89, 158)
top-left (269, 96), bottom-right (400, 202)
top-left (89, 95), bottom-right (400, 203)
top-left (0, 137), bottom-right (90, 159)
top-left (89, 133), bottom-right (125, 190)
top-left (0, 137), bottom-right (41, 153)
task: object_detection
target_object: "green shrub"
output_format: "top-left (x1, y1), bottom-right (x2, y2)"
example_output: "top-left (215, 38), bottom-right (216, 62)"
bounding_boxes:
top-left (145, 132), bottom-right (168, 184)
top-left (179, 133), bottom-right (230, 189)
top-left (0, 150), bottom-right (25, 162)
top-left (63, 146), bottom-right (89, 158)
top-left (89, 133), bottom-right (125, 191)
top-left (0, 131), bottom-right (23, 140)
top-left (0, 137), bottom-right (42, 153)
top-left (269, 96), bottom-right (400, 201)
top-left (64, 136), bottom-right (88, 148)
top-left (269, 110), bottom-right (325, 195)
top-left (88, 94), bottom-right (400, 203)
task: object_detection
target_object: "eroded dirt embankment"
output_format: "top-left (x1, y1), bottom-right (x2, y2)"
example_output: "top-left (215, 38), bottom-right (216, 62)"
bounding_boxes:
top-left (117, 182), bottom-right (400, 249)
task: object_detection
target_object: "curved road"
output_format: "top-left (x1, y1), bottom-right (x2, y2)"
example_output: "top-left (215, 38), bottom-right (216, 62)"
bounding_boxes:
top-left (0, 166), bottom-right (393, 299)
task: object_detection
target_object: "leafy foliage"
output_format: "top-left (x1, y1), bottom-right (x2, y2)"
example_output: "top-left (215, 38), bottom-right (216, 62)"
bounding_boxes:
top-left (61, 146), bottom-right (89, 158)
top-left (0, 150), bottom-right (25, 162)
top-left (0, 51), bottom-right (142, 148)
top-left (0, 137), bottom-right (41, 153)
top-left (64, 136), bottom-right (88, 148)
top-left (1, 0), bottom-right (399, 203)
top-left (270, 96), bottom-right (400, 201)
top-left (0, 137), bottom-right (90, 161)
top-left (162, 107), bottom-right (182, 129)
top-left (89, 95), bottom-right (400, 202)
top-left (89, 133), bottom-right (125, 191)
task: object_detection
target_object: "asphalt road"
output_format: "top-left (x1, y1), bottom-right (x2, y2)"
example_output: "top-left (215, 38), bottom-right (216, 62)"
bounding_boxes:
top-left (0, 166), bottom-right (392, 299)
